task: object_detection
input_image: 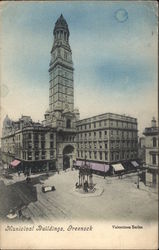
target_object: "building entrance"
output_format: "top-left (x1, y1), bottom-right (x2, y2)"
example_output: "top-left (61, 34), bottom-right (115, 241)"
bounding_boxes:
top-left (63, 145), bottom-right (74, 170)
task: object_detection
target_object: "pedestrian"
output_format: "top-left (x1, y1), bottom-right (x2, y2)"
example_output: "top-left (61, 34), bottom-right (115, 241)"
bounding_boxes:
top-left (18, 171), bottom-right (20, 177)
top-left (18, 209), bottom-right (22, 218)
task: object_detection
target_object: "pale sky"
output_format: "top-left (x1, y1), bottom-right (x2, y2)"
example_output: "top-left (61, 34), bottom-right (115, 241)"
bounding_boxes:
top-left (0, 1), bottom-right (158, 138)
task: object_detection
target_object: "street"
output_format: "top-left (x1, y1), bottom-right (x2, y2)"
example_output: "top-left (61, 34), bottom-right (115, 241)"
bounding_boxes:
top-left (0, 168), bottom-right (158, 223)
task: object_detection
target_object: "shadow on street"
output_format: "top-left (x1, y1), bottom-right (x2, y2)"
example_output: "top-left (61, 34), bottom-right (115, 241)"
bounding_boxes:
top-left (0, 173), bottom-right (52, 219)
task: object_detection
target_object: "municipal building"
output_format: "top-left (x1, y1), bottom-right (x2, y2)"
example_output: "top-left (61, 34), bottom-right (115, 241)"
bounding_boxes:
top-left (1, 15), bottom-right (138, 174)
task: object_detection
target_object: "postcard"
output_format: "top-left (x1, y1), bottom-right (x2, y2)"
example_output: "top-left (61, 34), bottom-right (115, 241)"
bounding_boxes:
top-left (0, 1), bottom-right (158, 249)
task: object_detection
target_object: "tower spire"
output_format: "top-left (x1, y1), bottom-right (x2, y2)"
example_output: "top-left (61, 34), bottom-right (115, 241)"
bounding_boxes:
top-left (49, 15), bottom-right (74, 114)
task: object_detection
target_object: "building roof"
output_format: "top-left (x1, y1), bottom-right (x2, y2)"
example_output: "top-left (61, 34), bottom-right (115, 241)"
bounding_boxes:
top-left (76, 112), bottom-right (137, 125)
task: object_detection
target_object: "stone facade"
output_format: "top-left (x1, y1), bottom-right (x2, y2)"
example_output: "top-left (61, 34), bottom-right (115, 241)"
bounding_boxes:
top-left (142, 117), bottom-right (159, 186)
top-left (76, 113), bottom-right (138, 164)
top-left (143, 117), bottom-right (159, 168)
top-left (1, 115), bottom-right (56, 171)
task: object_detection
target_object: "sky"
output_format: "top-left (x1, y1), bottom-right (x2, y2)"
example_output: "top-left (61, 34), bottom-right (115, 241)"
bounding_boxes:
top-left (0, 1), bottom-right (158, 137)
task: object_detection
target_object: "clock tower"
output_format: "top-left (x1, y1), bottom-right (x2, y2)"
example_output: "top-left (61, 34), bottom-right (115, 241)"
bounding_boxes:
top-left (49, 14), bottom-right (74, 113)
top-left (45, 15), bottom-right (80, 170)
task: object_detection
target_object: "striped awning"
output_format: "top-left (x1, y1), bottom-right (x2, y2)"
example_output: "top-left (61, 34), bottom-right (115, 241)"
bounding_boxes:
top-left (10, 160), bottom-right (21, 167)
top-left (112, 163), bottom-right (125, 171)
top-left (91, 162), bottom-right (109, 172)
top-left (75, 161), bottom-right (109, 172)
top-left (76, 160), bottom-right (84, 167)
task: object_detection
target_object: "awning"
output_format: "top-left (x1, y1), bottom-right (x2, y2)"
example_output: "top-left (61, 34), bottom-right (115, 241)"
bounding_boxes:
top-left (76, 160), bottom-right (84, 167)
top-left (90, 162), bottom-right (109, 173)
top-left (131, 161), bottom-right (139, 167)
top-left (112, 163), bottom-right (125, 171)
top-left (10, 160), bottom-right (21, 167)
top-left (75, 161), bottom-right (109, 172)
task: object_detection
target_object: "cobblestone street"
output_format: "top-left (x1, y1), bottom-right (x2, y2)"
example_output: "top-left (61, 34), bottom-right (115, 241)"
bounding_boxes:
top-left (0, 168), bottom-right (158, 223)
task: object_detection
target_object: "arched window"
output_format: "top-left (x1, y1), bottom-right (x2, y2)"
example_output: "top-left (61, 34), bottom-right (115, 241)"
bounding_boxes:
top-left (66, 119), bottom-right (71, 128)
top-left (153, 137), bottom-right (157, 147)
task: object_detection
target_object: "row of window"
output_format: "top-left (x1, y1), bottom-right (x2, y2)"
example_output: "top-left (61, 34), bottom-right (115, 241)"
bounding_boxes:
top-left (77, 151), bottom-right (108, 160)
top-left (77, 141), bottom-right (137, 149)
top-left (51, 94), bottom-right (73, 103)
top-left (77, 130), bottom-right (137, 139)
top-left (23, 151), bottom-right (54, 161)
top-left (23, 133), bottom-right (54, 141)
top-left (49, 84), bottom-right (73, 96)
top-left (23, 141), bottom-right (54, 150)
top-left (77, 121), bottom-right (137, 130)
top-left (77, 150), bottom-right (137, 161)
top-left (49, 67), bottom-right (73, 82)
top-left (54, 30), bottom-right (68, 41)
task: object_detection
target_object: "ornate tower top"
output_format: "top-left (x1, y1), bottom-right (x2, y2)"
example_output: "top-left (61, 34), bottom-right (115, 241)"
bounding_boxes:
top-left (53, 14), bottom-right (70, 38)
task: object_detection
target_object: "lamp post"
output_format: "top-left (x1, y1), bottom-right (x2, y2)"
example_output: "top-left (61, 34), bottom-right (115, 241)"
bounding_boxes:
top-left (137, 169), bottom-right (140, 189)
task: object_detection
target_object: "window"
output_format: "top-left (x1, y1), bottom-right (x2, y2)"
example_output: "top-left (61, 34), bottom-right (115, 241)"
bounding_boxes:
top-left (111, 153), bottom-right (114, 161)
top-left (66, 119), bottom-right (71, 128)
top-left (116, 153), bottom-right (119, 160)
top-left (28, 133), bottom-right (31, 139)
top-left (28, 142), bottom-right (32, 149)
top-left (50, 134), bottom-right (54, 140)
top-left (153, 137), bottom-right (157, 147)
top-left (35, 151), bottom-right (39, 160)
top-left (64, 51), bottom-right (67, 60)
top-left (99, 152), bottom-right (102, 160)
top-left (34, 134), bottom-right (39, 141)
top-left (94, 152), bottom-right (97, 159)
top-left (94, 132), bottom-right (96, 137)
top-left (105, 152), bottom-right (108, 160)
top-left (89, 124), bottom-right (91, 129)
top-left (94, 122), bottom-right (96, 128)
top-left (89, 151), bottom-right (91, 159)
top-left (50, 151), bottom-right (54, 159)
top-left (50, 142), bottom-right (53, 148)
top-left (41, 134), bottom-right (45, 140)
top-left (99, 121), bottom-right (101, 127)
top-left (105, 130), bottom-right (107, 135)
top-left (99, 131), bottom-right (102, 138)
top-left (34, 143), bottom-right (38, 149)
top-left (28, 151), bottom-right (32, 160)
top-left (42, 151), bottom-right (45, 160)
top-left (105, 143), bottom-right (107, 149)
top-left (152, 155), bottom-right (156, 165)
